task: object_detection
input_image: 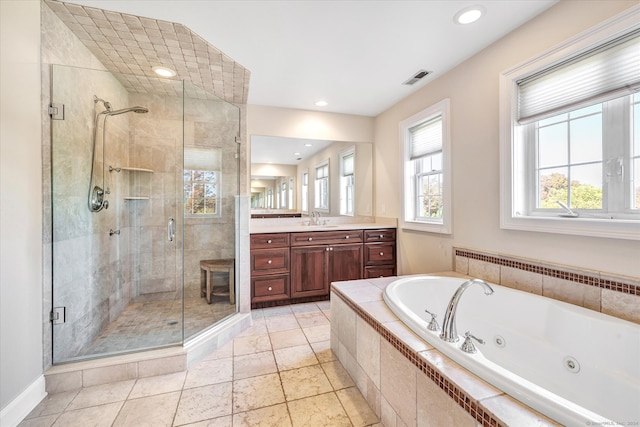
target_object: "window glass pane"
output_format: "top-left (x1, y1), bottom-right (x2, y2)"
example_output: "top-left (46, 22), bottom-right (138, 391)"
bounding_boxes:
top-left (419, 173), bottom-right (442, 218)
top-left (205, 184), bottom-right (215, 198)
top-left (570, 114), bottom-right (602, 164)
top-left (538, 168), bottom-right (568, 208)
top-left (430, 152), bottom-right (442, 171)
top-left (203, 171), bottom-right (216, 182)
top-left (634, 96), bottom-right (640, 156)
top-left (193, 171), bottom-right (205, 182)
top-left (570, 164), bottom-right (602, 209)
top-left (633, 157), bottom-right (640, 209)
top-left (569, 103), bottom-right (602, 119)
top-left (538, 113), bottom-right (567, 127)
top-left (538, 123), bottom-right (568, 168)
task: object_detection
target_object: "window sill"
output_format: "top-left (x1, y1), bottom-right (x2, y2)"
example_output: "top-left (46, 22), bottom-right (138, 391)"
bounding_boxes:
top-left (400, 219), bottom-right (451, 235)
top-left (500, 215), bottom-right (640, 240)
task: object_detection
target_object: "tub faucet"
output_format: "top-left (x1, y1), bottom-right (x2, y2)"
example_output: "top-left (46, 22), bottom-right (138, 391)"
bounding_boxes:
top-left (440, 278), bottom-right (494, 342)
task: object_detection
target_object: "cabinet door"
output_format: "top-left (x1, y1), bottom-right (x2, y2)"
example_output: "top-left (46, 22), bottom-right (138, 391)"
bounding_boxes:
top-left (290, 246), bottom-right (328, 298)
top-left (329, 243), bottom-right (363, 283)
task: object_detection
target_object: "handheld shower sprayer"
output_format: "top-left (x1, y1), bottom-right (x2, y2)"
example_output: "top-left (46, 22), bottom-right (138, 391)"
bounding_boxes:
top-left (88, 96), bottom-right (149, 212)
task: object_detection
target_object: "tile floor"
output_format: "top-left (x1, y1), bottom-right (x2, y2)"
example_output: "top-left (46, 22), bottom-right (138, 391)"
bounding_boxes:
top-left (23, 302), bottom-right (381, 427)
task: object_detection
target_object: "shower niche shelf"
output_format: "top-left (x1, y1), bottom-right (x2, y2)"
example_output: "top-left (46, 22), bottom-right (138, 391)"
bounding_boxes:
top-left (110, 165), bottom-right (154, 200)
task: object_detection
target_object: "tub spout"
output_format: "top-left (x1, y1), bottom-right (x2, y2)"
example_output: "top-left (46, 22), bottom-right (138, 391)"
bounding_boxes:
top-left (440, 278), bottom-right (494, 343)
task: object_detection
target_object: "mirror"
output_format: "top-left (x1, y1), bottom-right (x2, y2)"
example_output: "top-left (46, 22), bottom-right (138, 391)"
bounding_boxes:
top-left (251, 135), bottom-right (373, 218)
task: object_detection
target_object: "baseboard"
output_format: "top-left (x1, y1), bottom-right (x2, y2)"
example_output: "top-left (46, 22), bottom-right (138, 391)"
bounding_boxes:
top-left (0, 375), bottom-right (46, 427)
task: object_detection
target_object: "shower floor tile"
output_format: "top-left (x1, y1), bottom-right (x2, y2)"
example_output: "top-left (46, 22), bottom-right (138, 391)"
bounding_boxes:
top-left (81, 297), bottom-right (236, 357)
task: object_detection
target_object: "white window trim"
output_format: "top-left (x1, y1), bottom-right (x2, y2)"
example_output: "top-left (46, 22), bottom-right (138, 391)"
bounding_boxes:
top-left (399, 98), bottom-right (452, 234)
top-left (314, 160), bottom-right (330, 213)
top-left (301, 169), bottom-right (309, 213)
top-left (339, 146), bottom-right (356, 217)
top-left (499, 6), bottom-right (640, 241)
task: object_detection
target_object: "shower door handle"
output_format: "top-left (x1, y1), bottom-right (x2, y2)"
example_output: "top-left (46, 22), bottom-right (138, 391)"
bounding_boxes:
top-left (168, 217), bottom-right (175, 242)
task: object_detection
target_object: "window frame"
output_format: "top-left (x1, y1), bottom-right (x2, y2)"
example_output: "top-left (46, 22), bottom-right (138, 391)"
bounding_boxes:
top-left (301, 169), bottom-right (309, 213)
top-left (314, 160), bottom-right (330, 212)
top-left (183, 146), bottom-right (221, 218)
top-left (499, 9), bottom-right (640, 240)
top-left (399, 98), bottom-right (452, 234)
top-left (339, 147), bottom-right (356, 216)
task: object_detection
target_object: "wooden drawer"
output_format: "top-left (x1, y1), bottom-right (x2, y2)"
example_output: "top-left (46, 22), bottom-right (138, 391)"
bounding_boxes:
top-left (251, 248), bottom-right (290, 275)
top-left (252, 274), bottom-right (289, 302)
top-left (291, 230), bottom-right (363, 246)
top-left (363, 228), bottom-right (396, 243)
top-left (250, 233), bottom-right (290, 249)
top-left (364, 266), bottom-right (396, 278)
top-left (364, 242), bottom-right (396, 266)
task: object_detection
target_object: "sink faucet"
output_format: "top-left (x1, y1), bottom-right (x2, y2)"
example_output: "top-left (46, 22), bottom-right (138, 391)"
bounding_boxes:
top-left (440, 278), bottom-right (494, 342)
top-left (310, 211), bottom-right (321, 225)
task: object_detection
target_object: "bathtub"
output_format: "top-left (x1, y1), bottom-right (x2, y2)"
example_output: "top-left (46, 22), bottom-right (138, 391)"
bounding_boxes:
top-left (383, 275), bottom-right (640, 426)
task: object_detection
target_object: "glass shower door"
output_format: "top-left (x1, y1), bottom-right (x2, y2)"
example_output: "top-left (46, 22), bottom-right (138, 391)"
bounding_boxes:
top-left (51, 65), bottom-right (184, 363)
top-left (182, 82), bottom-right (240, 339)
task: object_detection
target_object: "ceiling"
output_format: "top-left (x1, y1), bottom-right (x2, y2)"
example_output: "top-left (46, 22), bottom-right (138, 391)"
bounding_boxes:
top-left (64, 0), bottom-right (557, 117)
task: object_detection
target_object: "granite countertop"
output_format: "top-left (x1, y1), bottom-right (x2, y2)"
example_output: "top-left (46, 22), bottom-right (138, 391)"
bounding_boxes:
top-left (250, 222), bottom-right (396, 234)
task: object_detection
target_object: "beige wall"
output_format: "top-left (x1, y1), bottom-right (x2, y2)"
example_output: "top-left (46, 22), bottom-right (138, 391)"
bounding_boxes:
top-left (374, 0), bottom-right (640, 277)
top-left (0, 0), bottom-right (43, 413)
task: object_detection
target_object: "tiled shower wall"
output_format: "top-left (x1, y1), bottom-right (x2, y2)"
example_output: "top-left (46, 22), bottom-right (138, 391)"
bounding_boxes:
top-left (454, 247), bottom-right (639, 324)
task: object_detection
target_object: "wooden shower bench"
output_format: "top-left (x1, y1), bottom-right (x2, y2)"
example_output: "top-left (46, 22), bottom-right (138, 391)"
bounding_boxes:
top-left (200, 259), bottom-right (235, 304)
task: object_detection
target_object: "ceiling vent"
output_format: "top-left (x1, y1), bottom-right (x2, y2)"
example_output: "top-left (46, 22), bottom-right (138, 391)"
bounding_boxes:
top-left (403, 69), bottom-right (431, 85)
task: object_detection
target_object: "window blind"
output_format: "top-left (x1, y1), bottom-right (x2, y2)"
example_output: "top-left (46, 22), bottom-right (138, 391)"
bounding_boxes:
top-left (184, 147), bottom-right (221, 170)
top-left (409, 116), bottom-right (442, 160)
top-left (341, 153), bottom-right (354, 176)
top-left (517, 30), bottom-right (640, 124)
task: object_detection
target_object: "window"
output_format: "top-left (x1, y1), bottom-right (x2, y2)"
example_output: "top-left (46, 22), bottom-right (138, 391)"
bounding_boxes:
top-left (314, 161), bottom-right (329, 211)
top-left (184, 147), bottom-right (221, 216)
top-left (280, 180), bottom-right (287, 209)
top-left (400, 99), bottom-right (451, 234)
top-left (301, 171), bottom-right (309, 212)
top-left (288, 177), bottom-right (294, 210)
top-left (340, 148), bottom-right (355, 216)
top-left (500, 16), bottom-right (640, 240)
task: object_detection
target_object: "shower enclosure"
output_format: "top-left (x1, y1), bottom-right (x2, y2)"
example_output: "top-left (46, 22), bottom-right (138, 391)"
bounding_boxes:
top-left (50, 64), bottom-right (240, 363)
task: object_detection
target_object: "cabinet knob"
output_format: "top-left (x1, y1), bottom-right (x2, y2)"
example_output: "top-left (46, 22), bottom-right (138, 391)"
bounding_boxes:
top-left (268, 286), bottom-right (273, 291)
top-left (267, 239), bottom-right (272, 244)
top-left (345, 235), bottom-right (349, 239)
top-left (379, 252), bottom-right (384, 256)
top-left (267, 260), bottom-right (272, 264)
top-left (330, 247), bottom-right (333, 251)
top-left (308, 237), bottom-right (313, 241)
top-left (379, 234), bottom-right (384, 238)
top-left (326, 247), bottom-right (330, 251)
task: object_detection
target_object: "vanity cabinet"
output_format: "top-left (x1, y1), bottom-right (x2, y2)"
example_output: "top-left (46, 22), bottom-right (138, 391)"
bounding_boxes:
top-left (250, 233), bottom-right (290, 303)
top-left (290, 230), bottom-right (364, 299)
top-left (363, 228), bottom-right (397, 278)
top-left (250, 227), bottom-right (395, 308)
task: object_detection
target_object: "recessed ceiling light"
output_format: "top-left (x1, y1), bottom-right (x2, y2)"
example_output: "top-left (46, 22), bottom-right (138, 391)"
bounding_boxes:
top-left (454, 5), bottom-right (485, 25)
top-left (315, 100), bottom-right (328, 107)
top-left (304, 143), bottom-right (313, 147)
top-left (152, 66), bottom-right (177, 77)
top-left (294, 152), bottom-right (301, 156)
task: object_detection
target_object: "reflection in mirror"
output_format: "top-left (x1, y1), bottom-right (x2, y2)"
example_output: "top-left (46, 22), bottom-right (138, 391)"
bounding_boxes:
top-left (251, 135), bottom-right (373, 218)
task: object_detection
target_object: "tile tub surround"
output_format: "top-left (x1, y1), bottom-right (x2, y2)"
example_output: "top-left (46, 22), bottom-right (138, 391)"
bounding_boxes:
top-left (331, 276), bottom-right (560, 427)
top-left (454, 247), bottom-right (640, 324)
top-left (26, 303), bottom-right (381, 427)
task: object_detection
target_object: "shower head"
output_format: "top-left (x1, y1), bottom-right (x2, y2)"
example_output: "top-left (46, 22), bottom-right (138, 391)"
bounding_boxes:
top-left (93, 95), bottom-right (112, 112)
top-left (106, 106), bottom-right (149, 116)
